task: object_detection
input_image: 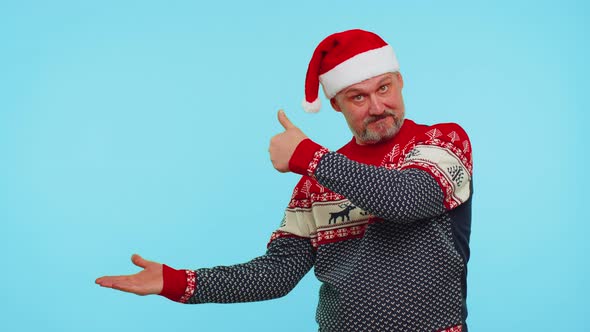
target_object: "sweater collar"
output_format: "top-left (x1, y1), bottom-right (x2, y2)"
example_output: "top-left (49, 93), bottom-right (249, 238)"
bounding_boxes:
top-left (339, 119), bottom-right (417, 165)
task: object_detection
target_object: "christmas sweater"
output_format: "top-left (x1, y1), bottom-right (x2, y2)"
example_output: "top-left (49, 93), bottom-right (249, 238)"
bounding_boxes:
top-left (160, 119), bottom-right (473, 332)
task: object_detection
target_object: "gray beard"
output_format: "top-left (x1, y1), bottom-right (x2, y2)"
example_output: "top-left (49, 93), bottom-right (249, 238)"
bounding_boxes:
top-left (354, 111), bottom-right (405, 144)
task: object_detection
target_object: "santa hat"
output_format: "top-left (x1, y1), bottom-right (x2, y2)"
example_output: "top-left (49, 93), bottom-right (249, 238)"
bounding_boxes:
top-left (302, 29), bottom-right (399, 113)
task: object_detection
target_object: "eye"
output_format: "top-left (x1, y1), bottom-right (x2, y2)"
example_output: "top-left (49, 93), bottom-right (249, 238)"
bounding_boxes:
top-left (352, 94), bottom-right (365, 102)
top-left (379, 84), bottom-right (389, 93)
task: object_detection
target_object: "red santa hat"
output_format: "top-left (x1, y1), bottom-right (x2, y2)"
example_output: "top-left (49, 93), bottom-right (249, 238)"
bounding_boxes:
top-left (302, 29), bottom-right (400, 113)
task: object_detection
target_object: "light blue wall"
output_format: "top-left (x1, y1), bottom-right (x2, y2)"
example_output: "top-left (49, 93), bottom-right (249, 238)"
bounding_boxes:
top-left (1, 1), bottom-right (588, 330)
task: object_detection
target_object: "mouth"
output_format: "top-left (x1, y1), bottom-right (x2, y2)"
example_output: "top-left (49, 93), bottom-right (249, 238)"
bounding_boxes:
top-left (368, 115), bottom-right (392, 127)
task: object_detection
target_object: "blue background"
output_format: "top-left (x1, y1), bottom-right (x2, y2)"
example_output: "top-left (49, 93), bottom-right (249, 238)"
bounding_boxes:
top-left (1, 1), bottom-right (588, 331)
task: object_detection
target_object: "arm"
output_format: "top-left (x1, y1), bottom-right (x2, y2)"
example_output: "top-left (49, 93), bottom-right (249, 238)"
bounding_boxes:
top-left (268, 111), bottom-right (472, 223)
top-left (314, 151), bottom-right (445, 222)
top-left (287, 126), bottom-right (473, 223)
top-left (163, 236), bottom-right (315, 304)
top-left (96, 235), bottom-right (315, 304)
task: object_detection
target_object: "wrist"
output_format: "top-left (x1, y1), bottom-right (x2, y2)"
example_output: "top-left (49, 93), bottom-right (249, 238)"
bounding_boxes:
top-left (159, 264), bottom-right (196, 303)
top-left (288, 138), bottom-right (330, 176)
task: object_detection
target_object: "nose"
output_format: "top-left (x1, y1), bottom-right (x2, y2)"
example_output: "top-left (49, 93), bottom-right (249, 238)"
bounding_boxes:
top-left (368, 94), bottom-right (385, 116)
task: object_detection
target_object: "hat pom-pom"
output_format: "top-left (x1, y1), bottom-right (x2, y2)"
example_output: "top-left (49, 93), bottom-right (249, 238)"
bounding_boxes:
top-left (302, 98), bottom-right (321, 113)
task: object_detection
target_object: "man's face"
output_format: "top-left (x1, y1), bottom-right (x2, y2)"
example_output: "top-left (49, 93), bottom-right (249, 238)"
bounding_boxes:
top-left (330, 72), bottom-right (405, 145)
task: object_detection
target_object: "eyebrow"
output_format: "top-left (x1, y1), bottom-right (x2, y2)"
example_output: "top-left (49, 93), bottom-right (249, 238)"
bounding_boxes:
top-left (343, 77), bottom-right (393, 96)
top-left (377, 76), bottom-right (393, 85)
top-left (344, 88), bottom-right (363, 96)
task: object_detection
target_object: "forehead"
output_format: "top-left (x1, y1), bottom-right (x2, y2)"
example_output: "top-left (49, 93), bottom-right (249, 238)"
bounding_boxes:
top-left (340, 72), bottom-right (395, 95)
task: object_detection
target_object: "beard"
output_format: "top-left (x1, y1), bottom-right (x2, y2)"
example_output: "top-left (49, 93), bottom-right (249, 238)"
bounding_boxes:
top-left (353, 109), bottom-right (405, 144)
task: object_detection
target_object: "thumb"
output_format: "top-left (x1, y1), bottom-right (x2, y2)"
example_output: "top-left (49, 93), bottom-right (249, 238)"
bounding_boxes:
top-left (131, 254), bottom-right (149, 269)
top-left (278, 110), bottom-right (296, 130)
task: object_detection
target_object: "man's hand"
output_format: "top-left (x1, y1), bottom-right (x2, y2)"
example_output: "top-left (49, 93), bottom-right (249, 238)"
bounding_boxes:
top-left (269, 110), bottom-right (308, 172)
top-left (95, 254), bottom-right (163, 296)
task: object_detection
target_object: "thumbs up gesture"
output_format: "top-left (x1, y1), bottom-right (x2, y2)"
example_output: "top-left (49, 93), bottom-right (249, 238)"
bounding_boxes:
top-left (269, 110), bottom-right (308, 172)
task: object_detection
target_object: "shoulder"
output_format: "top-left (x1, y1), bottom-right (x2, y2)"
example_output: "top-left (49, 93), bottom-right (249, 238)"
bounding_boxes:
top-left (409, 121), bottom-right (471, 146)
top-left (400, 121), bottom-right (473, 209)
top-left (406, 120), bottom-right (472, 165)
top-left (287, 175), bottom-right (318, 209)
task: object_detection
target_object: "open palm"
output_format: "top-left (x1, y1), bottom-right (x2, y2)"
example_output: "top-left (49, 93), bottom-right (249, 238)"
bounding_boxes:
top-left (95, 254), bottom-right (163, 296)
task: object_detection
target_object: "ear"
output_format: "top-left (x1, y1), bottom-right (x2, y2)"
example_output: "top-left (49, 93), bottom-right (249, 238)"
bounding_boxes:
top-left (330, 97), bottom-right (342, 113)
top-left (395, 72), bottom-right (404, 89)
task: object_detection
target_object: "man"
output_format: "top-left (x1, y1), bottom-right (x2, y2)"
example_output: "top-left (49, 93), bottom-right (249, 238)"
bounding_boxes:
top-left (96, 29), bottom-right (473, 332)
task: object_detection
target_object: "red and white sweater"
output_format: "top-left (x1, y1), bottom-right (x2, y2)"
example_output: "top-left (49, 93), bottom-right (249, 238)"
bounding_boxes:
top-left (160, 119), bottom-right (473, 332)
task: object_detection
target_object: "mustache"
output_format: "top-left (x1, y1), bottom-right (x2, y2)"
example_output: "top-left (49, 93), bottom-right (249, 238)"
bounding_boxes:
top-left (364, 110), bottom-right (398, 126)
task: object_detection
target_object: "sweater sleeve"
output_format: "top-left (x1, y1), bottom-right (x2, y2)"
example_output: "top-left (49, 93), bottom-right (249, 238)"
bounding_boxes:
top-left (159, 236), bottom-right (315, 304)
top-left (288, 124), bottom-right (473, 223)
top-left (313, 152), bottom-right (446, 222)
